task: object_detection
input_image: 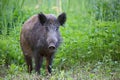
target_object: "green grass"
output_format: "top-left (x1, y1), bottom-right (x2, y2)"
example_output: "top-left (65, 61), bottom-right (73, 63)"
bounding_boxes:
top-left (0, 62), bottom-right (120, 80)
top-left (0, 0), bottom-right (120, 79)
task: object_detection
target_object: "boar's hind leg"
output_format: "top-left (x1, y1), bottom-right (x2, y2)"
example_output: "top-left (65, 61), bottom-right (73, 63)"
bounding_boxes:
top-left (24, 55), bottom-right (32, 73)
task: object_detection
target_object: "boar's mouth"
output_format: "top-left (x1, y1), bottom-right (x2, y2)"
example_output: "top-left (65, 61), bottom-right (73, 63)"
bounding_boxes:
top-left (48, 43), bottom-right (56, 50)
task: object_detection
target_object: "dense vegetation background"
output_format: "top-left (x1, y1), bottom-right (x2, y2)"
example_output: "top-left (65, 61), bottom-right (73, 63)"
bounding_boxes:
top-left (0, 0), bottom-right (120, 79)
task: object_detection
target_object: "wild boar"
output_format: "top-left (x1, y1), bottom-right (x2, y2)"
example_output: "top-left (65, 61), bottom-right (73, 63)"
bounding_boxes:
top-left (20, 12), bottom-right (66, 74)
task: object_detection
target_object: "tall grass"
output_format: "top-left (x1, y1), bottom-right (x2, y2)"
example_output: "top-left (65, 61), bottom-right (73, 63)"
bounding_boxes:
top-left (0, 0), bottom-right (119, 66)
top-left (0, 0), bottom-right (25, 35)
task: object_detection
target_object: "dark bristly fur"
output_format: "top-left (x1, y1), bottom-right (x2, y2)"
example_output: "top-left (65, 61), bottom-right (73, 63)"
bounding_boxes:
top-left (20, 12), bottom-right (66, 74)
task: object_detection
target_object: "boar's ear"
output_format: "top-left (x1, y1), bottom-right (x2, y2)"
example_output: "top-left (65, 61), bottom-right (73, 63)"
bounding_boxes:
top-left (38, 13), bottom-right (47, 25)
top-left (57, 12), bottom-right (66, 26)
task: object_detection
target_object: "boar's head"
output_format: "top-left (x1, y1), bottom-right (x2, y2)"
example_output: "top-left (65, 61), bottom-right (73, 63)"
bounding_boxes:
top-left (38, 13), bottom-right (66, 52)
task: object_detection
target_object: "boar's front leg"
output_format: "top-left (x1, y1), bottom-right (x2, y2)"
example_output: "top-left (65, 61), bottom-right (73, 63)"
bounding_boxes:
top-left (34, 51), bottom-right (43, 74)
top-left (46, 55), bottom-right (54, 74)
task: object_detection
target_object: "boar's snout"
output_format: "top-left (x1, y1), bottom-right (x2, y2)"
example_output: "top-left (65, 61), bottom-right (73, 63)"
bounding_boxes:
top-left (47, 31), bottom-right (58, 51)
top-left (48, 43), bottom-right (56, 50)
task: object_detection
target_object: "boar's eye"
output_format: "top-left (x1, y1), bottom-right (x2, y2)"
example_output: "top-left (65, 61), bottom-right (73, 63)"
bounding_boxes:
top-left (45, 27), bottom-right (49, 31)
top-left (55, 27), bottom-right (59, 31)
